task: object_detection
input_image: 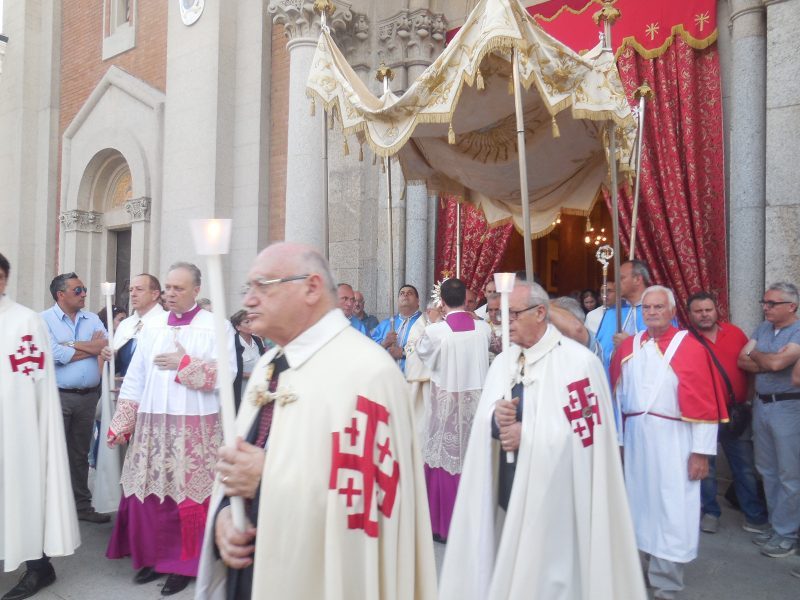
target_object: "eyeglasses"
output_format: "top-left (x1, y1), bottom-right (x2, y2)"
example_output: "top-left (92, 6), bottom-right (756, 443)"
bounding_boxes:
top-left (240, 274), bottom-right (309, 296)
top-left (509, 304), bottom-right (541, 321)
top-left (759, 300), bottom-right (794, 309)
top-left (70, 287), bottom-right (88, 295)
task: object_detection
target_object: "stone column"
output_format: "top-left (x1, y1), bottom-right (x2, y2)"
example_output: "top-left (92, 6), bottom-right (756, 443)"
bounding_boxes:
top-left (269, 0), bottom-right (352, 251)
top-left (763, 0), bottom-right (800, 287)
top-left (405, 182), bottom-right (430, 302)
top-left (727, 0), bottom-right (767, 334)
top-left (125, 198), bottom-right (152, 277)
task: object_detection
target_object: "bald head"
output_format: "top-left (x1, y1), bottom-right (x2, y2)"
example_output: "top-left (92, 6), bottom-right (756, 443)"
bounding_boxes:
top-left (337, 283), bottom-right (356, 318)
top-left (244, 242), bottom-right (337, 345)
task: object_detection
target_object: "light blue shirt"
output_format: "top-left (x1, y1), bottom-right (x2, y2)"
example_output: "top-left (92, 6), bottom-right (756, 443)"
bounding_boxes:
top-left (371, 311), bottom-right (423, 372)
top-left (348, 315), bottom-right (368, 335)
top-left (40, 304), bottom-right (107, 389)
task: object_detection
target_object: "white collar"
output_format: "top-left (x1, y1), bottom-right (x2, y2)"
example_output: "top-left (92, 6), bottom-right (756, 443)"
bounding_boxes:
top-left (279, 309), bottom-right (349, 370)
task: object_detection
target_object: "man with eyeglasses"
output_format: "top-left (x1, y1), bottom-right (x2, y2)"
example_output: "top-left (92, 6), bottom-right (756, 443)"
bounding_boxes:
top-left (106, 262), bottom-right (236, 596)
top-left (196, 242), bottom-right (436, 600)
top-left (440, 279), bottom-right (645, 600)
top-left (612, 286), bottom-right (725, 600)
top-left (1, 256), bottom-right (80, 600)
top-left (40, 272), bottom-right (111, 526)
top-left (415, 278), bottom-right (493, 542)
top-left (738, 281), bottom-right (800, 558)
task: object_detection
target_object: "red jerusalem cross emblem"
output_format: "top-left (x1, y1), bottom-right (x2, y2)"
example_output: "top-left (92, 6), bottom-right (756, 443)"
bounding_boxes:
top-left (563, 378), bottom-right (601, 447)
top-left (8, 334), bottom-right (45, 377)
top-left (329, 395), bottom-right (400, 538)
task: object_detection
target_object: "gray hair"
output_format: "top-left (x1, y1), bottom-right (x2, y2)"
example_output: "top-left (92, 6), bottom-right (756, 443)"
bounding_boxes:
top-left (517, 280), bottom-right (550, 319)
top-left (553, 296), bottom-right (585, 322)
top-left (168, 262), bottom-right (202, 287)
top-left (301, 249), bottom-right (336, 296)
top-left (49, 272), bottom-right (79, 300)
top-left (624, 259), bottom-right (652, 286)
top-left (767, 281), bottom-right (799, 305)
top-left (642, 285), bottom-right (676, 309)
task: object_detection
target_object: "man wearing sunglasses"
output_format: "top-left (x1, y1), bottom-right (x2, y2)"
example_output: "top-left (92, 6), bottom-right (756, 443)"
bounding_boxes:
top-left (40, 272), bottom-right (111, 526)
top-left (738, 281), bottom-right (800, 559)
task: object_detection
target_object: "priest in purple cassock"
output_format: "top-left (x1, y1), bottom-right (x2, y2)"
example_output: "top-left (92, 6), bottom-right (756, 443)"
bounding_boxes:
top-left (106, 262), bottom-right (236, 597)
top-left (415, 278), bottom-right (492, 541)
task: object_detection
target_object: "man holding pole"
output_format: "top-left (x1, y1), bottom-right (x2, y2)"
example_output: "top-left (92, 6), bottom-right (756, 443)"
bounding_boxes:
top-left (371, 284), bottom-right (423, 373)
top-left (196, 242), bottom-right (436, 600)
top-left (106, 262), bottom-right (236, 596)
top-left (439, 279), bottom-right (645, 600)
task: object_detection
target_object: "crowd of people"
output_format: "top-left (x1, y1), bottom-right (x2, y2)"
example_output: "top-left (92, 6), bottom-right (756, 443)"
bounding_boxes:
top-left (1, 246), bottom-right (800, 600)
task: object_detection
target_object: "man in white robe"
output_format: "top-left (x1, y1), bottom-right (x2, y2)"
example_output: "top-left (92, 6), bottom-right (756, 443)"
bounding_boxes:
top-left (416, 278), bottom-right (492, 541)
top-left (112, 273), bottom-right (165, 376)
top-left (439, 280), bottom-right (645, 600)
top-left (106, 262), bottom-right (236, 596)
top-left (0, 253), bottom-right (80, 600)
top-left (611, 286), bottom-right (725, 600)
top-left (196, 243), bottom-right (436, 600)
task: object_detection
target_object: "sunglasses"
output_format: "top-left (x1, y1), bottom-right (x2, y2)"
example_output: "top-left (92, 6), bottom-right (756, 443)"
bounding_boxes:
top-left (70, 286), bottom-right (88, 295)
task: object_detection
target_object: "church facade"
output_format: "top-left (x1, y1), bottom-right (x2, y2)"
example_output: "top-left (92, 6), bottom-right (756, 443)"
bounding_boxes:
top-left (0, 0), bottom-right (797, 336)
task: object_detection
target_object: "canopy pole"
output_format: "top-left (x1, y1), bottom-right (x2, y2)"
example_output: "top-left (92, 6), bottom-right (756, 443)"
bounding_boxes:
top-left (322, 109), bottom-right (329, 259)
top-left (512, 48), bottom-right (534, 282)
top-left (628, 82), bottom-right (654, 260)
top-left (456, 202), bottom-right (462, 279)
top-left (609, 122), bottom-right (622, 334)
top-left (377, 63), bottom-right (397, 329)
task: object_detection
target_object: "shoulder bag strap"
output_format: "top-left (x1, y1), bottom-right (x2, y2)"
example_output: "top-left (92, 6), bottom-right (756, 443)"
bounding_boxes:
top-left (690, 329), bottom-right (735, 410)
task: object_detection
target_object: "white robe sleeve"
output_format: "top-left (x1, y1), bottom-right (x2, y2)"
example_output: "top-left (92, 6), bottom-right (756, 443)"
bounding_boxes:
top-left (690, 422), bottom-right (718, 455)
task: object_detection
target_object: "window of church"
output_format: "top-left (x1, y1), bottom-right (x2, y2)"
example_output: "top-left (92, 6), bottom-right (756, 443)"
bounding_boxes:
top-left (102, 0), bottom-right (136, 60)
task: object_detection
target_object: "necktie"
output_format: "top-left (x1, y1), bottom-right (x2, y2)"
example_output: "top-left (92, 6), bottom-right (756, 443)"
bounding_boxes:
top-left (252, 352), bottom-right (289, 448)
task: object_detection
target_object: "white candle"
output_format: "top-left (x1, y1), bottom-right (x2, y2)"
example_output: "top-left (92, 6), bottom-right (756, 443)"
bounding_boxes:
top-left (493, 273), bottom-right (516, 464)
top-left (100, 282), bottom-right (117, 379)
top-left (190, 218), bottom-right (246, 532)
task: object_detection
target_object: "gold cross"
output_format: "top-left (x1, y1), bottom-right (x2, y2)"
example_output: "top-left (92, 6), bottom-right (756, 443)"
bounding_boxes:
top-left (645, 22), bottom-right (660, 41)
top-left (694, 12), bottom-right (710, 32)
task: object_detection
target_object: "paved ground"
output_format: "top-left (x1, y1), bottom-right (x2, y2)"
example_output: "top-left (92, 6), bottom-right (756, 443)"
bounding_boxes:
top-left (2, 502), bottom-right (799, 599)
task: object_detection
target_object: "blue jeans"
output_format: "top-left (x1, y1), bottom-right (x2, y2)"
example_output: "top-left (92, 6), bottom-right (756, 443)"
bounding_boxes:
top-left (701, 428), bottom-right (768, 525)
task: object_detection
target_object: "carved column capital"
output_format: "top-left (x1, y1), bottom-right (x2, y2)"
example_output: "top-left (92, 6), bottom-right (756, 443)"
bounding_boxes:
top-left (125, 197), bottom-right (152, 222)
top-left (268, 0), bottom-right (353, 45)
top-left (59, 210), bottom-right (104, 233)
top-left (377, 9), bottom-right (447, 70)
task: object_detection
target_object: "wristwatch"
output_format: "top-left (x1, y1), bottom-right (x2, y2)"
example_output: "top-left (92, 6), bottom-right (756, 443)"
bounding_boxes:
top-left (65, 341), bottom-right (76, 348)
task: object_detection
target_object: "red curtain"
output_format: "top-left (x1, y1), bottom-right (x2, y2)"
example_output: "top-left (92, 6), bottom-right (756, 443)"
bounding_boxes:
top-left (435, 196), bottom-right (514, 300)
top-left (608, 37), bottom-right (728, 324)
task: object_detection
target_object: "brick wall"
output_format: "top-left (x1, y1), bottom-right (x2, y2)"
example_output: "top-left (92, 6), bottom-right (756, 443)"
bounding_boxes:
top-left (268, 25), bottom-right (289, 242)
top-left (60, 0), bottom-right (167, 138)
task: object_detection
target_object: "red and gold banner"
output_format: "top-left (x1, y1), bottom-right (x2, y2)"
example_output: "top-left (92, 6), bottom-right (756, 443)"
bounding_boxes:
top-left (529, 0), bottom-right (717, 58)
top-left (447, 1), bottom-right (718, 59)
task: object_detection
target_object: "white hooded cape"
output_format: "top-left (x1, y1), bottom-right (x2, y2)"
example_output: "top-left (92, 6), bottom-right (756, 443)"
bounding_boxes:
top-left (0, 296), bottom-right (80, 571)
top-left (439, 325), bottom-right (645, 600)
top-left (196, 311), bottom-right (437, 600)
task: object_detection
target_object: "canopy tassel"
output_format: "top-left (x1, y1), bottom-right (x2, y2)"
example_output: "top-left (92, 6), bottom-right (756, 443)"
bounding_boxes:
top-left (310, 96), bottom-right (316, 117)
top-left (551, 115), bottom-right (561, 138)
top-left (343, 137), bottom-right (350, 156)
top-left (358, 143), bottom-right (364, 162)
top-left (448, 122), bottom-right (456, 145)
top-left (372, 153), bottom-right (377, 166)
top-left (381, 158), bottom-right (386, 173)
top-left (476, 68), bottom-right (485, 90)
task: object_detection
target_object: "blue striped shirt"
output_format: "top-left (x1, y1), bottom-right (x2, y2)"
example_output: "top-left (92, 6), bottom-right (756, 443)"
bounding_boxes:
top-left (40, 304), bottom-right (106, 389)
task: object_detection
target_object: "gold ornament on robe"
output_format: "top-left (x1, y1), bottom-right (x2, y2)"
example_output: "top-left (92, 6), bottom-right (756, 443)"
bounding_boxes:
top-left (592, 2), bottom-right (621, 26)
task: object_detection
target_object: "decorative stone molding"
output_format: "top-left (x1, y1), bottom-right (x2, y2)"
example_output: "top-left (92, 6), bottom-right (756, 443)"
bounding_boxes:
top-left (377, 9), bottom-right (447, 67)
top-left (59, 210), bottom-right (104, 233)
top-left (125, 197), bottom-right (152, 222)
top-left (268, 0), bottom-right (353, 43)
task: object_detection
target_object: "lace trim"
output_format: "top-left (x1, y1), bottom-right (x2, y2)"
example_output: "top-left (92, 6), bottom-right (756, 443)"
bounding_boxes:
top-left (120, 412), bottom-right (222, 503)
top-left (175, 355), bottom-right (217, 392)
top-left (422, 383), bottom-right (482, 475)
top-left (109, 397), bottom-right (139, 440)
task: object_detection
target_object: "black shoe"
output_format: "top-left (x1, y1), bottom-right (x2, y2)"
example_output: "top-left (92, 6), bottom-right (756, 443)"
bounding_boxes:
top-left (77, 508), bottom-right (111, 524)
top-left (161, 574), bottom-right (192, 596)
top-left (2, 566), bottom-right (56, 600)
top-left (134, 567), bottom-right (163, 584)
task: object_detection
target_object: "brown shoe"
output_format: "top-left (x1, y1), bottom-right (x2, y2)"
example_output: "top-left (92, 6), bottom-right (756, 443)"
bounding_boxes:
top-left (77, 508), bottom-right (111, 524)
